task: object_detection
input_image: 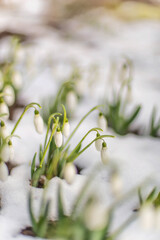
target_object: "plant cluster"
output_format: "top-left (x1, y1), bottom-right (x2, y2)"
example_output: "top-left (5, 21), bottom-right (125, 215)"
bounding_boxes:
top-left (31, 104), bottom-right (114, 187)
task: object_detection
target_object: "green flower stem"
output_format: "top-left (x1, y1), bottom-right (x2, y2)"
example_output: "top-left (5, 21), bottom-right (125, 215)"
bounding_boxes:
top-left (44, 112), bottom-right (62, 148)
top-left (11, 102), bottom-right (41, 135)
top-left (54, 80), bottom-right (73, 108)
top-left (78, 134), bottom-right (114, 156)
top-left (61, 104), bottom-right (67, 131)
top-left (67, 127), bottom-right (102, 160)
top-left (40, 118), bottom-right (59, 168)
top-left (62, 105), bottom-right (103, 151)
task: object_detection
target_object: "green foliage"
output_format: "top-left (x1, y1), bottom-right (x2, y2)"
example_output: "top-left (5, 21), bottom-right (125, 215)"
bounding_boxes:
top-left (104, 58), bottom-right (141, 135)
top-left (138, 187), bottom-right (160, 209)
top-left (31, 105), bottom-right (114, 187)
top-left (149, 107), bottom-right (160, 137)
top-left (43, 67), bottom-right (82, 125)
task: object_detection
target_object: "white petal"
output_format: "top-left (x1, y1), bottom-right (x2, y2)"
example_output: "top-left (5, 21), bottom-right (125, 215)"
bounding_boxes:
top-left (139, 204), bottom-right (156, 230)
top-left (63, 163), bottom-right (76, 184)
top-left (34, 114), bottom-right (44, 134)
top-left (0, 102), bottom-right (9, 120)
top-left (0, 162), bottom-right (9, 181)
top-left (66, 91), bottom-right (77, 112)
top-left (54, 131), bottom-right (63, 148)
top-left (63, 122), bottom-right (70, 138)
top-left (95, 139), bottom-right (103, 151)
top-left (98, 115), bottom-right (107, 131)
top-left (4, 85), bottom-right (15, 106)
top-left (0, 126), bottom-right (9, 139)
top-left (101, 147), bottom-right (108, 164)
top-left (1, 144), bottom-right (10, 162)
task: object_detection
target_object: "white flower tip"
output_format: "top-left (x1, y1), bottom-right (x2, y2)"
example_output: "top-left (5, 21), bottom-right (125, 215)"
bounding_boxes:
top-left (54, 130), bottom-right (63, 148)
top-left (101, 143), bottom-right (108, 165)
top-left (63, 163), bottom-right (77, 184)
top-left (98, 113), bottom-right (107, 132)
top-left (34, 112), bottom-right (44, 134)
top-left (63, 121), bottom-right (70, 138)
top-left (3, 85), bottom-right (15, 107)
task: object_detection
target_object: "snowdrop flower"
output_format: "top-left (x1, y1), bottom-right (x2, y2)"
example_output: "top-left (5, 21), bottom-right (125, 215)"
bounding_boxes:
top-left (101, 142), bottom-right (108, 164)
top-left (84, 201), bottom-right (108, 230)
top-left (0, 162), bottom-right (9, 181)
top-left (63, 163), bottom-right (77, 184)
top-left (0, 121), bottom-right (9, 139)
top-left (139, 203), bottom-right (156, 230)
top-left (3, 84), bottom-right (15, 106)
top-left (1, 144), bottom-right (10, 162)
top-left (75, 79), bottom-right (86, 96)
top-left (63, 119), bottom-right (70, 138)
top-left (54, 128), bottom-right (63, 148)
top-left (34, 110), bottom-right (44, 134)
top-left (111, 172), bottom-right (123, 197)
top-left (12, 71), bottom-right (22, 90)
top-left (66, 91), bottom-right (77, 112)
top-left (98, 112), bottom-right (107, 131)
top-left (95, 133), bottom-right (103, 151)
top-left (0, 98), bottom-right (9, 120)
top-left (8, 140), bottom-right (14, 161)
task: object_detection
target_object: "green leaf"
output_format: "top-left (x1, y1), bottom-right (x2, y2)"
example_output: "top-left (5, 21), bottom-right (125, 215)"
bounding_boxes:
top-left (138, 188), bottom-right (143, 206)
top-left (32, 164), bottom-right (45, 187)
top-left (66, 143), bottom-right (81, 163)
top-left (154, 192), bottom-right (160, 208)
top-left (31, 152), bottom-right (37, 178)
top-left (28, 192), bottom-right (38, 234)
top-left (126, 105), bottom-right (141, 126)
top-left (57, 183), bottom-right (65, 220)
top-left (37, 200), bottom-right (50, 238)
top-left (146, 187), bottom-right (157, 202)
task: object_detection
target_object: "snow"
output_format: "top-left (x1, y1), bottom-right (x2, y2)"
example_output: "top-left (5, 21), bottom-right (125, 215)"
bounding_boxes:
top-left (0, 6), bottom-right (160, 240)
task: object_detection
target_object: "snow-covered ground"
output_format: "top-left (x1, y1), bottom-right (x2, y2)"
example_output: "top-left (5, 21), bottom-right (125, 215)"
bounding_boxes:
top-left (0, 7), bottom-right (160, 240)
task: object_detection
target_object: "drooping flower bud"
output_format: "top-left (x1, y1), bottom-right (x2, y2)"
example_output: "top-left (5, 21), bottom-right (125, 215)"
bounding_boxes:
top-left (1, 144), bottom-right (10, 162)
top-left (75, 79), bottom-right (86, 96)
top-left (0, 98), bottom-right (9, 120)
top-left (63, 163), bottom-right (77, 184)
top-left (34, 110), bottom-right (44, 134)
top-left (66, 91), bottom-right (77, 113)
top-left (98, 112), bottom-right (107, 131)
top-left (0, 121), bottom-right (9, 139)
top-left (12, 71), bottom-right (22, 90)
top-left (3, 84), bottom-right (15, 106)
top-left (110, 172), bottom-right (123, 197)
top-left (139, 203), bottom-right (156, 230)
top-left (8, 140), bottom-right (14, 161)
top-left (54, 128), bottom-right (63, 148)
top-left (63, 119), bottom-right (70, 138)
top-left (101, 142), bottom-right (108, 164)
top-left (95, 133), bottom-right (103, 151)
top-left (0, 162), bottom-right (9, 181)
top-left (84, 201), bottom-right (108, 231)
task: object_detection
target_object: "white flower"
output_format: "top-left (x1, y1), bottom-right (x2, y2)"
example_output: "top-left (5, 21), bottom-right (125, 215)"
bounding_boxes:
top-left (101, 142), bottom-right (108, 164)
top-left (8, 140), bottom-right (14, 161)
top-left (66, 91), bottom-right (77, 112)
top-left (95, 133), bottom-right (103, 151)
top-left (0, 122), bottom-right (9, 139)
top-left (0, 100), bottom-right (9, 120)
top-left (84, 201), bottom-right (108, 230)
top-left (63, 163), bottom-right (77, 184)
top-left (139, 204), bottom-right (156, 230)
top-left (3, 85), bottom-right (15, 106)
top-left (12, 71), bottom-right (22, 90)
top-left (34, 111), bottom-right (44, 134)
top-left (0, 162), bottom-right (9, 181)
top-left (1, 144), bottom-right (10, 162)
top-left (54, 129), bottom-right (63, 148)
top-left (63, 120), bottom-right (70, 138)
top-left (75, 79), bottom-right (86, 96)
top-left (111, 173), bottom-right (123, 197)
top-left (98, 113), bottom-right (107, 131)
